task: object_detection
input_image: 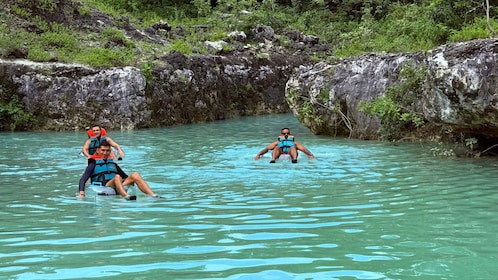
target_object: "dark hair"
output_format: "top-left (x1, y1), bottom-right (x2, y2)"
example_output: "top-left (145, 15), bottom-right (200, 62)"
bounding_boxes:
top-left (99, 140), bottom-right (111, 147)
top-left (281, 127), bottom-right (290, 132)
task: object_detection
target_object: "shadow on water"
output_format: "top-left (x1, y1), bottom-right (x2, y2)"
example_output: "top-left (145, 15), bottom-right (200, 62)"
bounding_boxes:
top-left (0, 114), bottom-right (497, 279)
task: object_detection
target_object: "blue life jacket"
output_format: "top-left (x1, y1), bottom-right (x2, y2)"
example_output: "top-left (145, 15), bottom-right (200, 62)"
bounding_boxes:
top-left (278, 135), bottom-right (295, 153)
top-left (88, 136), bottom-right (107, 155)
top-left (90, 158), bottom-right (118, 184)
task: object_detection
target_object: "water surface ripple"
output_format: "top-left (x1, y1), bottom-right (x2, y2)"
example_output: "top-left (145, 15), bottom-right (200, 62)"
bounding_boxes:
top-left (0, 114), bottom-right (497, 279)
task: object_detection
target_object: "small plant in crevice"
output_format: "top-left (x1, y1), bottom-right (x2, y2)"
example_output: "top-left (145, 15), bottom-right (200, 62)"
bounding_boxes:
top-left (427, 131), bottom-right (482, 158)
top-left (358, 62), bottom-right (427, 141)
top-left (301, 101), bottom-right (313, 119)
top-left (318, 88), bottom-right (329, 104)
top-left (300, 101), bottom-right (322, 127)
top-left (244, 82), bottom-right (253, 92)
top-left (465, 137), bottom-right (478, 154)
top-left (256, 52), bottom-right (270, 60)
top-left (141, 62), bottom-right (153, 83)
top-left (358, 96), bottom-right (403, 141)
top-left (430, 142), bottom-right (456, 158)
top-left (0, 86), bottom-right (36, 131)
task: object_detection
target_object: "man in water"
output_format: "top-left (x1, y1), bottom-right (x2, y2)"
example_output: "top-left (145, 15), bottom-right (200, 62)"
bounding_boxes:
top-left (78, 140), bottom-right (159, 200)
top-left (81, 124), bottom-right (124, 160)
top-left (254, 127), bottom-right (315, 163)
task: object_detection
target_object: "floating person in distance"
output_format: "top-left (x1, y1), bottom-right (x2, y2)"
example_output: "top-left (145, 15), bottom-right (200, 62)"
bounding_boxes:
top-left (254, 127), bottom-right (315, 163)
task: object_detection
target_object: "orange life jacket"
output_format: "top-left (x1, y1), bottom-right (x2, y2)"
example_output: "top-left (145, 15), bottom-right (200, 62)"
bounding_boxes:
top-left (89, 155), bottom-right (103, 160)
top-left (87, 127), bottom-right (107, 138)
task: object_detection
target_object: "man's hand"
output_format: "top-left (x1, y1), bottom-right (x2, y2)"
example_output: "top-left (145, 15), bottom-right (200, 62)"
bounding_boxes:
top-left (78, 191), bottom-right (85, 199)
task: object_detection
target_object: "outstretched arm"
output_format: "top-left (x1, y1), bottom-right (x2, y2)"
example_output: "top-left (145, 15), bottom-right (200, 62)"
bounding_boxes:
top-left (295, 142), bottom-right (315, 159)
top-left (81, 139), bottom-right (91, 158)
top-left (254, 141), bottom-right (278, 160)
top-left (106, 137), bottom-right (125, 158)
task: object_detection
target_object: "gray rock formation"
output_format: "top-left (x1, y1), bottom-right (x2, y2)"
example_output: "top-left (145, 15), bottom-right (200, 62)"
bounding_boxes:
top-left (144, 52), bottom-right (300, 127)
top-left (286, 38), bottom-right (498, 140)
top-left (424, 39), bottom-right (498, 135)
top-left (286, 53), bottom-right (426, 139)
top-left (1, 60), bottom-right (148, 130)
top-left (0, 49), bottom-right (307, 130)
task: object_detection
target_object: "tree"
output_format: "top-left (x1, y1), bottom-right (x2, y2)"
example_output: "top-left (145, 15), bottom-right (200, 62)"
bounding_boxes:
top-left (486, 0), bottom-right (496, 36)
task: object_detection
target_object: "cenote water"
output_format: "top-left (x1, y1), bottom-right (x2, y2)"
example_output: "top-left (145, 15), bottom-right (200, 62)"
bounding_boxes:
top-left (0, 114), bottom-right (496, 280)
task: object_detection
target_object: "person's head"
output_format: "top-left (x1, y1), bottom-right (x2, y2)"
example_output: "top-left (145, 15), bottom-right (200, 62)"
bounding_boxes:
top-left (281, 128), bottom-right (291, 135)
top-left (91, 125), bottom-right (102, 137)
top-left (98, 140), bottom-right (112, 158)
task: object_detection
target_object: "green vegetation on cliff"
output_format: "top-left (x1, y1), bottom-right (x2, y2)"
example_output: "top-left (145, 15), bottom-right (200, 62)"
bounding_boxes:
top-left (0, 84), bottom-right (35, 131)
top-left (0, 0), bottom-right (496, 67)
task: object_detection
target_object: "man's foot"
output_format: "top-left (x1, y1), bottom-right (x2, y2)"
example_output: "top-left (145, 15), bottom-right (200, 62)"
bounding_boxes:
top-left (269, 160), bottom-right (276, 163)
top-left (291, 159), bottom-right (298, 163)
top-left (151, 194), bottom-right (161, 198)
top-left (125, 195), bottom-right (137, 200)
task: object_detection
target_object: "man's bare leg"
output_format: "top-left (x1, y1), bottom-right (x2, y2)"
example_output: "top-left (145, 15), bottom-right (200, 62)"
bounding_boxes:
top-left (107, 175), bottom-right (135, 199)
top-left (288, 147), bottom-right (298, 163)
top-left (123, 172), bottom-right (157, 197)
top-left (270, 149), bottom-right (281, 163)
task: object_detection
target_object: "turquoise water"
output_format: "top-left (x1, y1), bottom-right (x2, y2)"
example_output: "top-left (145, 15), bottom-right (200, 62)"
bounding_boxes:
top-left (0, 114), bottom-right (497, 280)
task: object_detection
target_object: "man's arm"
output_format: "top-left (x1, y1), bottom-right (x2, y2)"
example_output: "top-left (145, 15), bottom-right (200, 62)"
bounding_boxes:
top-left (81, 139), bottom-right (91, 158)
top-left (254, 141), bottom-right (278, 160)
top-left (295, 142), bottom-right (315, 159)
top-left (106, 137), bottom-right (125, 158)
top-left (78, 161), bottom-right (96, 197)
top-left (115, 164), bottom-right (128, 180)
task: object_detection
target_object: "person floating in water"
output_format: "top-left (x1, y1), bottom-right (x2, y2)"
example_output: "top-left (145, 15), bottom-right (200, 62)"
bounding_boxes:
top-left (81, 124), bottom-right (124, 160)
top-left (254, 127), bottom-right (315, 163)
top-left (78, 140), bottom-right (159, 200)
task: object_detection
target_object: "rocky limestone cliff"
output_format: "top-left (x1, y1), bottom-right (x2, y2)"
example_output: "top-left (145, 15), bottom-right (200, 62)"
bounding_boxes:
top-left (144, 51), bottom-right (304, 127)
top-left (286, 53), bottom-right (426, 139)
top-left (424, 39), bottom-right (498, 135)
top-left (1, 60), bottom-right (148, 130)
top-left (286, 38), bottom-right (498, 142)
top-left (0, 48), bottom-right (308, 131)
